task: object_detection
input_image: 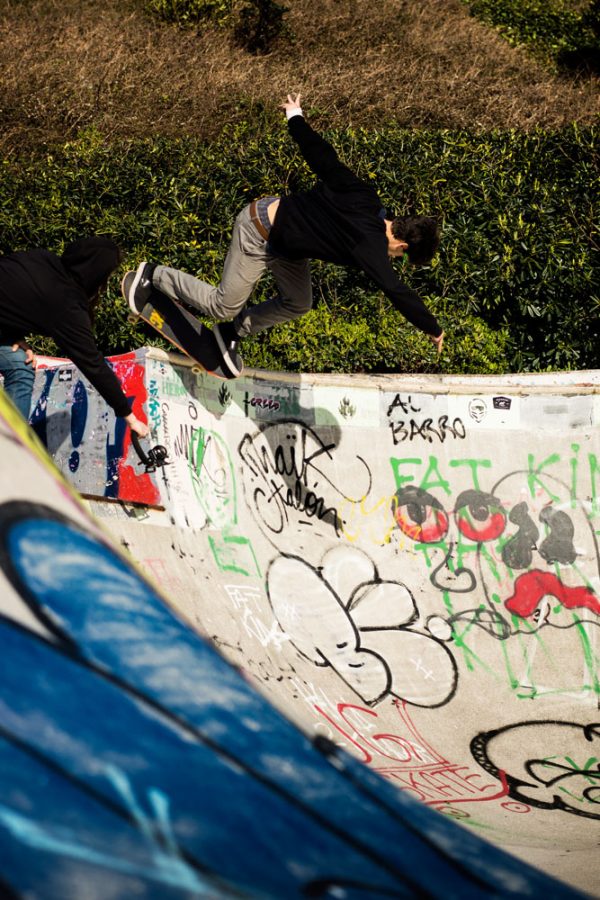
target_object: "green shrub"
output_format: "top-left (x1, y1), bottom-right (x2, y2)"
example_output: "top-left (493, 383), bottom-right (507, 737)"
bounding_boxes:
top-left (232, 0), bottom-right (290, 54)
top-left (0, 120), bottom-right (596, 374)
top-left (242, 295), bottom-right (511, 376)
top-left (145, 0), bottom-right (232, 26)
top-left (146, 0), bottom-right (290, 54)
top-left (463, 0), bottom-right (600, 72)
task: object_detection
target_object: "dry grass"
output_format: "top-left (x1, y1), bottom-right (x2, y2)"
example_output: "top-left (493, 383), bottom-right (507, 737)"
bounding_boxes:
top-left (0, 0), bottom-right (597, 153)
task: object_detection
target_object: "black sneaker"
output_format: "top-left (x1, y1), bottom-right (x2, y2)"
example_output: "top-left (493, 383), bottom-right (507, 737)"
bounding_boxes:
top-left (213, 323), bottom-right (243, 377)
top-left (122, 262), bottom-right (154, 316)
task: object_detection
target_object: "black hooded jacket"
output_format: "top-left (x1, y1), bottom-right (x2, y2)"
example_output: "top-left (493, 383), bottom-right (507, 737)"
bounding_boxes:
top-left (0, 236), bottom-right (131, 417)
top-left (269, 115), bottom-right (442, 338)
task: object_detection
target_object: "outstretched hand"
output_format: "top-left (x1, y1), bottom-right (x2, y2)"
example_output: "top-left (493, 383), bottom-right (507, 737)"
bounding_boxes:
top-left (280, 92), bottom-right (302, 116)
top-left (430, 331), bottom-right (444, 355)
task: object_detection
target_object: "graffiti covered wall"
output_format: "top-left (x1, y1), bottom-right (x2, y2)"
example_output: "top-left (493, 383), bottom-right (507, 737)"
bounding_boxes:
top-left (31, 350), bottom-right (160, 506)
top-left (5, 386), bottom-right (583, 899)
top-left (32, 350), bottom-right (600, 894)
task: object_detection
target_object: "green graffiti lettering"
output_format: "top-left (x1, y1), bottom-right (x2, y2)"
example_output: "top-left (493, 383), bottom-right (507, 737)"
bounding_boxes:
top-left (570, 443), bottom-right (580, 508)
top-left (208, 534), bottom-right (261, 577)
top-left (413, 543), bottom-right (445, 568)
top-left (478, 544), bottom-right (503, 585)
top-left (527, 452), bottom-right (561, 501)
top-left (449, 458), bottom-right (492, 490)
top-left (389, 457), bottom-right (422, 490)
top-left (564, 756), bottom-right (600, 782)
top-left (189, 428), bottom-right (238, 529)
top-left (455, 542), bottom-right (479, 574)
top-left (590, 454), bottom-right (600, 516)
top-left (573, 614), bottom-right (600, 696)
top-left (420, 456), bottom-right (451, 496)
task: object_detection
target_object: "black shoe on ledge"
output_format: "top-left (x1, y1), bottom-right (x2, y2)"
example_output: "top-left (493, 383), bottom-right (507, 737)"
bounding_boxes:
top-left (213, 323), bottom-right (243, 377)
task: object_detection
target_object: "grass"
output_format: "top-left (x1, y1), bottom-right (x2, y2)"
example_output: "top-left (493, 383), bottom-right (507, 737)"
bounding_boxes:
top-left (0, 0), bottom-right (597, 155)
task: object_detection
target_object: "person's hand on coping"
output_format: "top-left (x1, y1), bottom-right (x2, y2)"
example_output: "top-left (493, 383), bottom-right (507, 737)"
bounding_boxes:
top-left (430, 331), bottom-right (444, 355)
top-left (281, 93), bottom-right (302, 117)
top-left (125, 411), bottom-right (149, 438)
top-left (12, 340), bottom-right (37, 368)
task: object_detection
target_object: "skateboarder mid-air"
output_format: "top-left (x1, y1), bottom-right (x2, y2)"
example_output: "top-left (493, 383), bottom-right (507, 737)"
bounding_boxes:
top-left (126, 93), bottom-right (444, 378)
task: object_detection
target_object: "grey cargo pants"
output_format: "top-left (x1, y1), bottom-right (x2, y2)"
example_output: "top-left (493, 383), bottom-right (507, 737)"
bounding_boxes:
top-left (152, 203), bottom-right (313, 337)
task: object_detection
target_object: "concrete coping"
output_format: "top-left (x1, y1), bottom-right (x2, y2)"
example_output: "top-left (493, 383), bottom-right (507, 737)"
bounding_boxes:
top-left (144, 347), bottom-right (600, 396)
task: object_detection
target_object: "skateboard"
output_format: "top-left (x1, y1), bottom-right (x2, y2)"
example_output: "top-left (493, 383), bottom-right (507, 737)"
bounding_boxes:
top-left (121, 272), bottom-right (243, 380)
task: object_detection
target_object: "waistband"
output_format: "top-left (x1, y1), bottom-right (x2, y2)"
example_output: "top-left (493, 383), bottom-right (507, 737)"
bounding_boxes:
top-left (249, 196), bottom-right (278, 241)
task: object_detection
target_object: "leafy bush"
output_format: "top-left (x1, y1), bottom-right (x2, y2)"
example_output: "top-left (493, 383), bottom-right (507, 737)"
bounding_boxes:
top-left (463, 0), bottom-right (600, 72)
top-left (232, 0), bottom-right (290, 54)
top-left (146, 0), bottom-right (290, 54)
top-left (0, 119), bottom-right (596, 374)
top-left (145, 0), bottom-right (233, 26)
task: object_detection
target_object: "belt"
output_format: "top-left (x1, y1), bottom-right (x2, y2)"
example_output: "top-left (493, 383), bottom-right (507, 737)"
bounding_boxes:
top-left (249, 199), bottom-right (270, 241)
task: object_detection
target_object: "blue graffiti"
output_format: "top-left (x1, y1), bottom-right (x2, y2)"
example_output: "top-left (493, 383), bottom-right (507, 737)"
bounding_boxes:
top-left (105, 402), bottom-right (130, 498)
top-left (68, 379), bottom-right (88, 473)
top-left (29, 369), bottom-right (57, 447)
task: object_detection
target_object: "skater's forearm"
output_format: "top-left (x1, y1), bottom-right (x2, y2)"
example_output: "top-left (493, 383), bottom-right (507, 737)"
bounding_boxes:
top-left (283, 93), bottom-right (356, 187)
top-left (53, 315), bottom-right (133, 418)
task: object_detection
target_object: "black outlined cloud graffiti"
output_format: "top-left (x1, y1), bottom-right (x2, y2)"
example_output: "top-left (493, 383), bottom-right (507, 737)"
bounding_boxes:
top-left (267, 546), bottom-right (457, 707)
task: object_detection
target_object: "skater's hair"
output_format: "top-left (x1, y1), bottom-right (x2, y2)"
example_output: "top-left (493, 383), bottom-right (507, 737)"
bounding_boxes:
top-left (391, 215), bottom-right (440, 266)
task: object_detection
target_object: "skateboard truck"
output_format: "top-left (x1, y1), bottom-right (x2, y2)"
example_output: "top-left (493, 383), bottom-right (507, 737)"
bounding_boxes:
top-left (131, 432), bottom-right (169, 474)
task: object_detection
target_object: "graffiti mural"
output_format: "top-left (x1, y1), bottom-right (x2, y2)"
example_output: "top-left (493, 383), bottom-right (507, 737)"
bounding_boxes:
top-left (29, 348), bottom-right (600, 894)
top-left (238, 418), bottom-right (369, 541)
top-left (0, 394), bottom-right (580, 899)
top-left (389, 458), bottom-right (600, 699)
top-left (31, 351), bottom-right (160, 506)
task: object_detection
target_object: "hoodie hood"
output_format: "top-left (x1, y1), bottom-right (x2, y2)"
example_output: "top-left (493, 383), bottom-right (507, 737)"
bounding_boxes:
top-left (61, 236), bottom-right (121, 299)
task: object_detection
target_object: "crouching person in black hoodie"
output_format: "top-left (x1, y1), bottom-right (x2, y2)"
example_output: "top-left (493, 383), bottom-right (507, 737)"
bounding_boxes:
top-left (0, 235), bottom-right (148, 437)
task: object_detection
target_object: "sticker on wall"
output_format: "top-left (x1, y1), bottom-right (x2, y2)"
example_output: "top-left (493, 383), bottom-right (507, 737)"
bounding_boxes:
top-left (446, 393), bottom-right (521, 430)
top-left (468, 398), bottom-right (488, 423)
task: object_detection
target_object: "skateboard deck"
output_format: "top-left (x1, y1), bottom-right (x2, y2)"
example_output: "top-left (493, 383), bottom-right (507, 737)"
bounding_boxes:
top-left (122, 272), bottom-right (243, 380)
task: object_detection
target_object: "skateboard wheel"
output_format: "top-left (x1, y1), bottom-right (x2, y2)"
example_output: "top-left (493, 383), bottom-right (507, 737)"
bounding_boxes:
top-left (127, 313), bottom-right (139, 324)
top-left (191, 365), bottom-right (203, 375)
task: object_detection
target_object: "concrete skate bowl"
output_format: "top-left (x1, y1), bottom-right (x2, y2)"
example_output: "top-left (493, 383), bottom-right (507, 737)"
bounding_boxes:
top-left (0, 347), bottom-right (598, 898)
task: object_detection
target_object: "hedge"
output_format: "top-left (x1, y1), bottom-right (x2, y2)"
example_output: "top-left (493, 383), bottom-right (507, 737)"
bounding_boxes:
top-left (462, 0), bottom-right (600, 72)
top-left (0, 118), bottom-right (596, 374)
